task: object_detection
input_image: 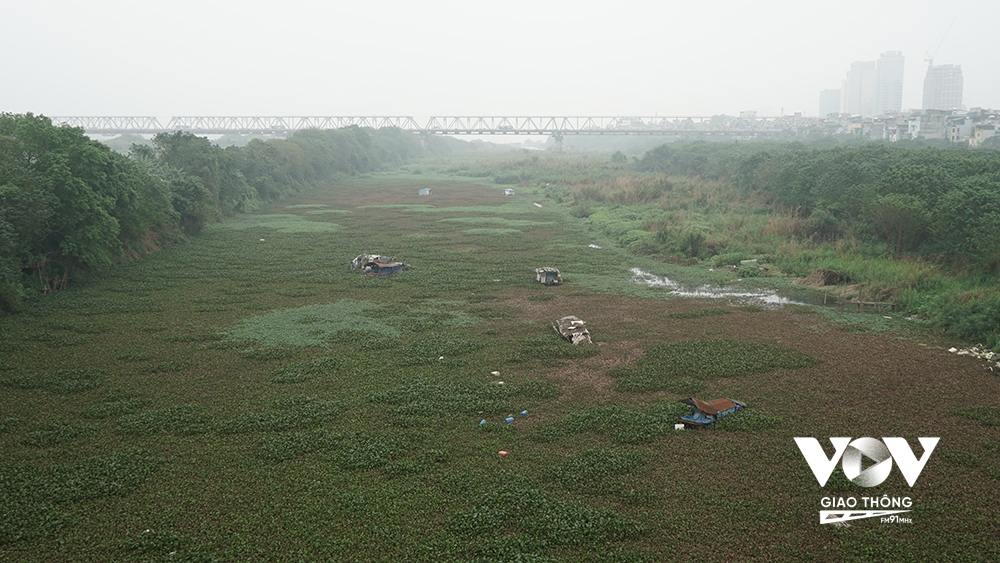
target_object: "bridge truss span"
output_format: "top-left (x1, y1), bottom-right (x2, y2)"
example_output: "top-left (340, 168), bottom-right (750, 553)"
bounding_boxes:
top-left (425, 116), bottom-right (710, 135)
top-left (48, 116), bottom-right (165, 134)
top-left (165, 116), bottom-right (423, 134)
top-left (48, 114), bottom-right (821, 137)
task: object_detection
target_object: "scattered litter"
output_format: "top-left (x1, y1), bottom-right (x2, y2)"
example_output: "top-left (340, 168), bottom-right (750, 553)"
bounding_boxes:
top-left (438, 356), bottom-right (444, 361)
top-left (491, 371), bottom-right (500, 376)
top-left (498, 451), bottom-right (508, 457)
top-left (259, 238), bottom-right (265, 242)
top-left (533, 202), bottom-right (543, 208)
top-left (883, 316), bottom-right (892, 319)
top-left (588, 244), bottom-right (601, 249)
top-left (948, 344), bottom-right (1000, 372)
top-left (480, 419), bottom-right (487, 425)
top-left (674, 424), bottom-right (685, 431)
top-left (678, 397), bottom-right (746, 427)
top-left (504, 416), bottom-right (515, 423)
top-left (520, 410), bottom-right (528, 417)
top-left (493, 279), bottom-right (500, 282)
top-left (554, 315), bottom-right (592, 346)
top-left (496, 381), bottom-right (505, 385)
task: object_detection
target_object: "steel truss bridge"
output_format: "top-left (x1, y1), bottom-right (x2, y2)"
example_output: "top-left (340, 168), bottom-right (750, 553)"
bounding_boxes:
top-left (50, 115), bottom-right (821, 138)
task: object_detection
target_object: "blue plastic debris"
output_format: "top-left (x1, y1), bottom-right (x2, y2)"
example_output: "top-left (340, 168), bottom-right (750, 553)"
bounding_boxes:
top-left (504, 417), bottom-right (515, 423)
top-left (520, 410), bottom-right (528, 417)
top-left (480, 419), bottom-right (487, 425)
top-left (678, 397), bottom-right (746, 427)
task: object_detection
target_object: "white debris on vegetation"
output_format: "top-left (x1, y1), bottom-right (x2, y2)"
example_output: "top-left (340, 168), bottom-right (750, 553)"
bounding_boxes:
top-left (948, 345), bottom-right (1000, 372)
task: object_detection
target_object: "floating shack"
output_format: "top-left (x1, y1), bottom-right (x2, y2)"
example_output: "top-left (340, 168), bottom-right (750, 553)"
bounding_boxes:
top-left (553, 315), bottom-right (592, 345)
top-left (351, 253), bottom-right (392, 271)
top-left (678, 397), bottom-right (746, 427)
top-left (535, 267), bottom-right (563, 286)
top-left (351, 253), bottom-right (407, 276)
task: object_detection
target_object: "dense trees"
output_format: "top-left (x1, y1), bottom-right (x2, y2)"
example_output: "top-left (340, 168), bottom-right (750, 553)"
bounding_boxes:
top-left (632, 141), bottom-right (1000, 349)
top-left (0, 114), bottom-right (427, 312)
top-left (0, 113), bottom-right (168, 302)
top-left (638, 141), bottom-right (1000, 271)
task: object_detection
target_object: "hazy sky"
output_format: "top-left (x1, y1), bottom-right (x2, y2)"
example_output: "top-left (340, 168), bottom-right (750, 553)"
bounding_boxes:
top-left (3, 0), bottom-right (997, 119)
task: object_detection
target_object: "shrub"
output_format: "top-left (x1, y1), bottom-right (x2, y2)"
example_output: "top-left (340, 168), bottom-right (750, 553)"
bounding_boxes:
top-left (611, 339), bottom-right (819, 393)
top-left (710, 408), bottom-right (782, 431)
top-left (1, 369), bottom-right (103, 394)
top-left (548, 448), bottom-right (645, 493)
top-left (932, 293), bottom-right (1000, 351)
top-left (21, 422), bottom-right (99, 447)
top-left (117, 405), bottom-right (212, 435)
top-left (215, 396), bottom-right (340, 433)
top-left (532, 406), bottom-right (673, 444)
top-left (956, 407), bottom-right (1000, 426)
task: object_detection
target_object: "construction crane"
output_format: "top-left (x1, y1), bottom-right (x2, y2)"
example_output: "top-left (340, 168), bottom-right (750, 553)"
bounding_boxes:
top-left (925, 15), bottom-right (958, 69)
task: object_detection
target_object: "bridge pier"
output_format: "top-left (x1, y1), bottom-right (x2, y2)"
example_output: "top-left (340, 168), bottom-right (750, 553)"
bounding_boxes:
top-left (552, 134), bottom-right (563, 152)
top-left (419, 133), bottom-right (429, 151)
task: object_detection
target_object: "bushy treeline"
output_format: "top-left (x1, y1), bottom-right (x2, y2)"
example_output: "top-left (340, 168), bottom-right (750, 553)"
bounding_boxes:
top-left (476, 143), bottom-right (1000, 348)
top-left (0, 113), bottom-right (435, 312)
top-left (626, 141), bottom-right (1000, 349)
top-left (638, 142), bottom-right (1000, 269)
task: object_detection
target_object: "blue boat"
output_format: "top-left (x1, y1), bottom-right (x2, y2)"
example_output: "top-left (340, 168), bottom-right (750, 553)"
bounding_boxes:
top-left (365, 261), bottom-right (407, 277)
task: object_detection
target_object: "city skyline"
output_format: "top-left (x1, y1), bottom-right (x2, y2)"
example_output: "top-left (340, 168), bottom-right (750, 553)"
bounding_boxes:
top-left (825, 52), bottom-right (973, 118)
top-left (2, 1), bottom-right (998, 119)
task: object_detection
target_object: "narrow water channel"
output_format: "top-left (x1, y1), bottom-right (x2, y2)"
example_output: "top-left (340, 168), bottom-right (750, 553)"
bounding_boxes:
top-left (629, 267), bottom-right (817, 307)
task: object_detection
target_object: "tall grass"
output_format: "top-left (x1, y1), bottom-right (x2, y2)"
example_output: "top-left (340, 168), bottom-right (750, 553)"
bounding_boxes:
top-left (451, 152), bottom-right (1000, 348)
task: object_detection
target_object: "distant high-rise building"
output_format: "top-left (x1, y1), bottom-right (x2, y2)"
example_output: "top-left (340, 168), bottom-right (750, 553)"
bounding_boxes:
top-left (819, 89), bottom-right (841, 117)
top-left (923, 64), bottom-right (963, 110)
top-left (875, 51), bottom-right (904, 114)
top-left (843, 61), bottom-right (877, 116)
top-left (837, 53), bottom-right (904, 117)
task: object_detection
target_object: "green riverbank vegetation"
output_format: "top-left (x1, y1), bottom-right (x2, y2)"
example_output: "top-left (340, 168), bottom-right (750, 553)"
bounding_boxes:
top-left (1, 160), bottom-right (998, 560)
top-left (442, 142), bottom-right (1000, 349)
top-left (0, 113), bottom-right (469, 312)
